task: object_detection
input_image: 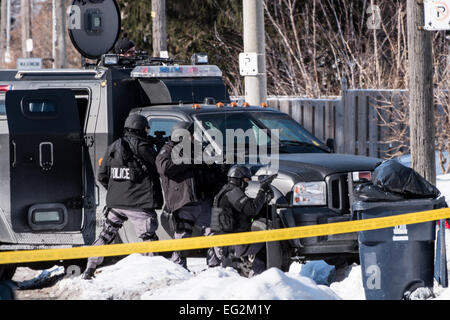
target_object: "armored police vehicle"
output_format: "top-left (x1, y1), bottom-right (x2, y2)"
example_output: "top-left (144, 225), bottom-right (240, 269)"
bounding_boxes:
top-left (0, 0), bottom-right (382, 280)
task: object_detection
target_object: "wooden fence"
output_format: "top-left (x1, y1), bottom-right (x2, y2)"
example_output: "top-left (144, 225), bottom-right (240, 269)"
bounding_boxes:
top-left (233, 84), bottom-right (409, 159)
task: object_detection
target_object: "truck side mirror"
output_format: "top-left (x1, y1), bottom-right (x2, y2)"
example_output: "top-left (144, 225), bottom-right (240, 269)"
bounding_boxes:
top-left (326, 138), bottom-right (336, 153)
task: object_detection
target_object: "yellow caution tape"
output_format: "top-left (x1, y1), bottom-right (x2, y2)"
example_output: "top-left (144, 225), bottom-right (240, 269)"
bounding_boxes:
top-left (1, 207), bottom-right (450, 265)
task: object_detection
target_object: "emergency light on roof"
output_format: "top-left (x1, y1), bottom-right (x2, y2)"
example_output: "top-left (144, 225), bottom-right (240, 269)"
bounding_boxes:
top-left (131, 65), bottom-right (222, 78)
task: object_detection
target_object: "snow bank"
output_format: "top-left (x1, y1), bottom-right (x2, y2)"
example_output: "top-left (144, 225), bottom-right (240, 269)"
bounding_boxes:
top-left (143, 266), bottom-right (339, 300)
top-left (329, 265), bottom-right (365, 300)
top-left (50, 255), bottom-right (340, 300)
top-left (55, 254), bottom-right (191, 300)
top-left (437, 174), bottom-right (450, 206)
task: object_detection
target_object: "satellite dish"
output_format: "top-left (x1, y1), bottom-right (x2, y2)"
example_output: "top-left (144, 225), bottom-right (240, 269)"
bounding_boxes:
top-left (68, 0), bottom-right (121, 60)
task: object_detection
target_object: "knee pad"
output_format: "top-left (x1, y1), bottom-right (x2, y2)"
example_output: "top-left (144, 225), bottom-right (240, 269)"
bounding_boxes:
top-left (98, 216), bottom-right (123, 244)
top-left (141, 233), bottom-right (159, 242)
top-left (99, 227), bottom-right (117, 244)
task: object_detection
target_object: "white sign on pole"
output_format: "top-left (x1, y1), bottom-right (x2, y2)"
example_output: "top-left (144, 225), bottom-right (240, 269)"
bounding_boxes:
top-left (424, 0), bottom-right (450, 30)
top-left (160, 51), bottom-right (169, 59)
top-left (26, 38), bottom-right (34, 53)
top-left (239, 52), bottom-right (259, 76)
top-left (17, 58), bottom-right (43, 70)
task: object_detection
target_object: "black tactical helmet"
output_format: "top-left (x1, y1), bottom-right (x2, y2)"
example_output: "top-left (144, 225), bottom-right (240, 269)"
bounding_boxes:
top-left (227, 165), bottom-right (252, 180)
top-left (124, 114), bottom-right (149, 131)
top-left (228, 165), bottom-right (252, 188)
top-left (114, 38), bottom-right (135, 54)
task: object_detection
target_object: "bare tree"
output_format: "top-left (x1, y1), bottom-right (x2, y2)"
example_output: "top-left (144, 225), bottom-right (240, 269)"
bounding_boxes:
top-left (0, 0), bottom-right (7, 64)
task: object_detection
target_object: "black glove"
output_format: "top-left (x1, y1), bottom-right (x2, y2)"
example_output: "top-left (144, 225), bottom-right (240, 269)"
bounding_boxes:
top-left (258, 174), bottom-right (277, 191)
top-left (265, 188), bottom-right (274, 202)
top-left (260, 182), bottom-right (272, 193)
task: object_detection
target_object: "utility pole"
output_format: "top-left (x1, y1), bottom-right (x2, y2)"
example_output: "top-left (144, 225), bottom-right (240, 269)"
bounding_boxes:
top-left (5, 0), bottom-right (11, 63)
top-left (52, 0), bottom-right (66, 68)
top-left (407, 0), bottom-right (436, 184)
top-left (0, 0), bottom-right (7, 65)
top-left (243, 0), bottom-right (267, 106)
top-left (21, 0), bottom-right (32, 58)
top-left (152, 0), bottom-right (167, 58)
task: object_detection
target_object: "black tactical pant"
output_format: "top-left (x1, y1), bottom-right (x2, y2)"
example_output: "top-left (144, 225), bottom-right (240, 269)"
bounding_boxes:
top-left (219, 243), bottom-right (266, 277)
top-left (86, 208), bottom-right (158, 271)
top-left (171, 200), bottom-right (218, 269)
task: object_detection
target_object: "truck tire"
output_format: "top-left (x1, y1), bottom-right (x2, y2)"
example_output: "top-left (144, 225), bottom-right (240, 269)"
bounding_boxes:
top-left (0, 264), bottom-right (17, 281)
top-left (325, 255), bottom-right (360, 269)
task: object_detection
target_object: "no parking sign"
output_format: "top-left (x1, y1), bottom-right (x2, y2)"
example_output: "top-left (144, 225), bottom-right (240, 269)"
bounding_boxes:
top-left (424, 0), bottom-right (450, 30)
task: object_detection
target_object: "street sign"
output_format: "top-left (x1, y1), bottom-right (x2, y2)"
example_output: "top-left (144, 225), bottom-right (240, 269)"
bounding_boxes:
top-left (424, 0), bottom-right (450, 30)
top-left (17, 58), bottom-right (43, 70)
top-left (239, 52), bottom-right (259, 76)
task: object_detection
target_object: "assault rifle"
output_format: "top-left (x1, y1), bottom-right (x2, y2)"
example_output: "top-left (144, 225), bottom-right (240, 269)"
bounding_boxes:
top-left (258, 174), bottom-right (278, 189)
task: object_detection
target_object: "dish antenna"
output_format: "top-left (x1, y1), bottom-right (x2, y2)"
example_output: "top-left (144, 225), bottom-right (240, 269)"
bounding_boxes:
top-left (68, 0), bottom-right (121, 60)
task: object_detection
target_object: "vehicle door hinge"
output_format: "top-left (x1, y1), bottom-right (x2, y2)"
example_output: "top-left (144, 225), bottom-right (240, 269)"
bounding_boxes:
top-left (84, 135), bottom-right (95, 148)
top-left (83, 195), bottom-right (95, 209)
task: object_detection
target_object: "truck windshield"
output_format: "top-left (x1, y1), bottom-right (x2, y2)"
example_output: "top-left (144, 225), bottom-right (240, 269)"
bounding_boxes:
top-left (252, 113), bottom-right (328, 152)
top-left (194, 112), bottom-right (329, 154)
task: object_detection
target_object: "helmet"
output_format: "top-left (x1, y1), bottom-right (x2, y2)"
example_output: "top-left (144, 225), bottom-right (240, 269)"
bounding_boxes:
top-left (227, 165), bottom-right (252, 180)
top-left (228, 165), bottom-right (252, 189)
top-left (114, 38), bottom-right (135, 54)
top-left (124, 114), bottom-right (149, 131)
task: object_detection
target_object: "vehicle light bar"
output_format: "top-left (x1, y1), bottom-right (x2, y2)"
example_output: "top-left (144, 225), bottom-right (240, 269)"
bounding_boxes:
top-left (0, 85), bottom-right (12, 92)
top-left (131, 65), bottom-right (222, 78)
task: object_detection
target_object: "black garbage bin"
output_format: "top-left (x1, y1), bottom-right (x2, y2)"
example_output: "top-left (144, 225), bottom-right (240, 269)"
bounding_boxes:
top-left (353, 197), bottom-right (447, 300)
top-left (0, 281), bottom-right (15, 300)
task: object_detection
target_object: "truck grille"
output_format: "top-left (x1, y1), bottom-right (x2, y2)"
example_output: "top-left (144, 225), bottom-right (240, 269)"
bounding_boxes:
top-left (326, 173), bottom-right (350, 214)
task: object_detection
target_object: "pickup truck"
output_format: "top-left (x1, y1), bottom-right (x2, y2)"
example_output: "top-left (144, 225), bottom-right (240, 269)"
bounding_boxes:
top-left (125, 103), bottom-right (382, 270)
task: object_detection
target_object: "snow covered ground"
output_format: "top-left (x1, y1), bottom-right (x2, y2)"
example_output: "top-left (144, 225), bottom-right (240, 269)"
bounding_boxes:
top-left (8, 174), bottom-right (450, 301)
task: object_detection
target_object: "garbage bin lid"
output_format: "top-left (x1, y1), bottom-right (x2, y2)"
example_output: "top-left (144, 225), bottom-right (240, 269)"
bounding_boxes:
top-left (352, 197), bottom-right (447, 212)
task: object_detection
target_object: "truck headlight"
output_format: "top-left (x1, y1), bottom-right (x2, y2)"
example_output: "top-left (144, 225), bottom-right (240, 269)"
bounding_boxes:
top-left (292, 182), bottom-right (326, 206)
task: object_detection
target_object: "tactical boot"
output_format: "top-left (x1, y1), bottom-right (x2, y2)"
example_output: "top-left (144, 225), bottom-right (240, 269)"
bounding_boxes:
top-left (171, 252), bottom-right (190, 272)
top-left (236, 257), bottom-right (253, 278)
top-left (81, 268), bottom-right (96, 280)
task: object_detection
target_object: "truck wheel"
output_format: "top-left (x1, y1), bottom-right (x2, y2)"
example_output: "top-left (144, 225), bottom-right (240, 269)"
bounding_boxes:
top-left (0, 265), bottom-right (17, 281)
top-left (325, 255), bottom-right (359, 269)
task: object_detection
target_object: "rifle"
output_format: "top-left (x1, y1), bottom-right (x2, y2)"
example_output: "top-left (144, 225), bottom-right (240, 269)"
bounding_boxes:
top-left (258, 174), bottom-right (278, 189)
top-left (151, 131), bottom-right (169, 153)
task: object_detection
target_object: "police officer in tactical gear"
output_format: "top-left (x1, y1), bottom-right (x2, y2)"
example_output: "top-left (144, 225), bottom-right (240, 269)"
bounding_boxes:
top-left (82, 114), bottom-right (162, 280)
top-left (156, 121), bottom-right (217, 270)
top-left (210, 164), bottom-right (274, 277)
top-left (114, 37), bottom-right (136, 57)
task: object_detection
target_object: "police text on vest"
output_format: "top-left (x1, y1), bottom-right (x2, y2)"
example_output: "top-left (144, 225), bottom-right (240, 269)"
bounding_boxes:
top-left (111, 167), bottom-right (131, 180)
